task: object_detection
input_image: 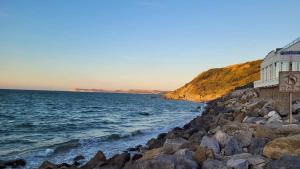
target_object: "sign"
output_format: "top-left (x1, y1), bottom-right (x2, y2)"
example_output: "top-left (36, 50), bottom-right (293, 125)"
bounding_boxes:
top-left (279, 71), bottom-right (300, 92)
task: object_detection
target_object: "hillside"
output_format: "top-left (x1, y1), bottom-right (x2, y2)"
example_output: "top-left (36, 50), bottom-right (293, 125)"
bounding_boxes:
top-left (164, 60), bottom-right (262, 102)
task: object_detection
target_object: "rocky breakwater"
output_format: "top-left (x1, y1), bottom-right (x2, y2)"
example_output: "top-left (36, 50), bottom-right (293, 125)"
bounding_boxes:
top-left (36, 88), bottom-right (300, 169)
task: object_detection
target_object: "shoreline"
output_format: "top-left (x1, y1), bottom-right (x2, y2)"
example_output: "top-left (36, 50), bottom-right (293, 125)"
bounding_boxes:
top-left (3, 87), bottom-right (300, 169)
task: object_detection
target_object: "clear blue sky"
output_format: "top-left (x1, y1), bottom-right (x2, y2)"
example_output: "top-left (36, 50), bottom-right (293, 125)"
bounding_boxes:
top-left (0, 0), bottom-right (299, 91)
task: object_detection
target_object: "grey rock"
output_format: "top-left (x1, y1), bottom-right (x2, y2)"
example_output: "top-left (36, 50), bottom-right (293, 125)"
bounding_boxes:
top-left (233, 131), bottom-right (252, 148)
top-left (200, 136), bottom-right (220, 154)
top-left (248, 138), bottom-right (269, 155)
top-left (214, 130), bottom-right (230, 148)
top-left (224, 137), bottom-right (242, 156)
top-left (124, 154), bottom-right (198, 169)
top-left (227, 158), bottom-right (249, 169)
top-left (163, 138), bottom-right (189, 154)
top-left (202, 159), bottom-right (227, 169)
top-left (265, 155), bottom-right (300, 169)
top-left (174, 149), bottom-right (194, 160)
top-left (242, 116), bottom-right (266, 124)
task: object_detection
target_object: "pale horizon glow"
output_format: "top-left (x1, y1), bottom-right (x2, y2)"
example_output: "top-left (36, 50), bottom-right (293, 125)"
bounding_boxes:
top-left (1, 0), bottom-right (300, 91)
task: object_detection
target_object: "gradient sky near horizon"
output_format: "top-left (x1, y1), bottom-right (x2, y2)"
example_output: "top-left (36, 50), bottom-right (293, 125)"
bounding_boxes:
top-left (1, 0), bottom-right (300, 91)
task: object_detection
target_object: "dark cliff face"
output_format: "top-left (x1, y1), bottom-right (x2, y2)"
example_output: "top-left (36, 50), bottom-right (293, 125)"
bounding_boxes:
top-left (164, 60), bottom-right (262, 102)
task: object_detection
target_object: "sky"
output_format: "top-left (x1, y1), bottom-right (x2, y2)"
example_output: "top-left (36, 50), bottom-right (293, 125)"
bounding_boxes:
top-left (0, 0), bottom-right (300, 91)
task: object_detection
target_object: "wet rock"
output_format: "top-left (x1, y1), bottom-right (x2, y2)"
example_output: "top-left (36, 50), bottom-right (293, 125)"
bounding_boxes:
top-left (224, 137), bottom-right (242, 156)
top-left (293, 102), bottom-right (300, 114)
top-left (188, 128), bottom-right (207, 143)
top-left (38, 161), bottom-right (57, 169)
top-left (146, 133), bottom-right (167, 150)
top-left (202, 159), bottom-right (226, 169)
top-left (200, 136), bottom-right (220, 154)
top-left (132, 154), bottom-right (143, 161)
top-left (248, 137), bottom-right (269, 155)
top-left (124, 154), bottom-right (198, 169)
top-left (163, 138), bottom-right (189, 154)
top-left (265, 155), bottom-right (300, 169)
top-left (80, 151), bottom-right (106, 169)
top-left (166, 127), bottom-right (185, 139)
top-left (1, 159), bottom-right (26, 168)
top-left (73, 155), bottom-right (85, 166)
top-left (263, 134), bottom-right (300, 159)
top-left (99, 152), bottom-right (130, 169)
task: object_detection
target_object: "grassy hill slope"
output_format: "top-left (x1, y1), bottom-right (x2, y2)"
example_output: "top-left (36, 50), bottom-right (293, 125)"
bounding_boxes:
top-left (164, 60), bottom-right (262, 102)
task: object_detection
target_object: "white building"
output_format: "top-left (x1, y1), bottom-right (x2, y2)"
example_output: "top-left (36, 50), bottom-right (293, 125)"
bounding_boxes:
top-left (254, 38), bottom-right (300, 88)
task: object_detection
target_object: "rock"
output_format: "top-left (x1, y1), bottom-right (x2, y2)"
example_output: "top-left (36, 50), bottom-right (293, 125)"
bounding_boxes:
top-left (141, 147), bottom-right (164, 160)
top-left (255, 124), bottom-right (300, 139)
top-left (73, 155), bottom-right (85, 166)
top-left (163, 138), bottom-right (189, 154)
top-left (146, 133), bottom-right (167, 150)
top-left (1, 159), bottom-right (26, 168)
top-left (124, 154), bottom-right (198, 169)
top-left (213, 130), bottom-right (230, 148)
top-left (103, 152), bottom-right (130, 169)
top-left (293, 102), bottom-right (300, 114)
top-left (192, 146), bottom-right (214, 165)
top-left (248, 138), bottom-right (269, 155)
top-left (200, 136), bottom-right (220, 154)
top-left (227, 159), bottom-right (249, 169)
top-left (202, 159), bottom-right (226, 169)
top-left (38, 161), bottom-right (56, 169)
top-left (266, 111), bottom-right (282, 124)
top-left (224, 137), bottom-right (242, 156)
top-left (174, 149), bottom-right (194, 160)
top-left (243, 116), bottom-right (266, 124)
top-left (263, 134), bottom-right (300, 159)
top-left (132, 154), bottom-right (143, 161)
top-left (233, 130), bottom-right (252, 148)
top-left (166, 127), bottom-right (185, 139)
top-left (234, 112), bottom-right (246, 123)
top-left (265, 155), bottom-right (300, 169)
top-left (80, 151), bottom-right (106, 169)
top-left (246, 100), bottom-right (267, 117)
top-left (188, 128), bottom-right (207, 143)
top-left (227, 153), bottom-right (266, 169)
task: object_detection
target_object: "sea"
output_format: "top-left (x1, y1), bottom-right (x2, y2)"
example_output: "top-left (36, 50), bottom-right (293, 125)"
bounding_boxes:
top-left (0, 89), bottom-right (204, 168)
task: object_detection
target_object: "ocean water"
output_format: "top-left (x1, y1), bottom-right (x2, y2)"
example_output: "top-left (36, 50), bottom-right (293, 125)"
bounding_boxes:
top-left (0, 89), bottom-right (203, 168)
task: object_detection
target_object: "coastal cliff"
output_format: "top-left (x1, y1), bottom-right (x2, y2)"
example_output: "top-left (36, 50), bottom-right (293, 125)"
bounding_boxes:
top-left (164, 60), bottom-right (262, 102)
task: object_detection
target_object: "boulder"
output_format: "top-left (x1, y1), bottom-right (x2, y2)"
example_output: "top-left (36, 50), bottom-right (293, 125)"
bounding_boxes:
top-left (141, 148), bottom-right (164, 160)
top-left (233, 130), bottom-right (252, 148)
top-left (200, 136), bottom-right (220, 154)
top-left (38, 161), bottom-right (57, 169)
top-left (163, 138), bottom-right (189, 154)
top-left (174, 149), bottom-right (194, 160)
top-left (146, 133), bottom-right (167, 150)
top-left (132, 154), bottom-right (143, 161)
top-left (263, 134), bottom-right (300, 159)
top-left (248, 137), bottom-right (269, 155)
top-left (224, 137), bottom-right (242, 156)
top-left (214, 130), bottom-right (230, 148)
top-left (242, 116), bottom-right (266, 124)
top-left (255, 124), bottom-right (300, 139)
top-left (265, 155), bottom-right (300, 169)
top-left (80, 151), bottom-right (106, 169)
top-left (188, 128), bottom-right (207, 143)
top-left (226, 159), bottom-right (249, 169)
top-left (202, 159), bottom-right (227, 169)
top-left (124, 154), bottom-right (198, 169)
top-left (1, 159), bottom-right (26, 168)
top-left (73, 155), bottom-right (85, 166)
top-left (227, 153), bottom-right (266, 169)
top-left (293, 102), bottom-right (300, 114)
top-left (266, 111), bottom-right (282, 124)
top-left (192, 146), bottom-right (214, 165)
top-left (102, 152), bottom-right (130, 169)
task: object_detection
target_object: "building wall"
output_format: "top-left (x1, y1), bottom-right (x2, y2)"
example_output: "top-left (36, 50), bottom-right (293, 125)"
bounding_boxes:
top-left (259, 86), bottom-right (300, 114)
